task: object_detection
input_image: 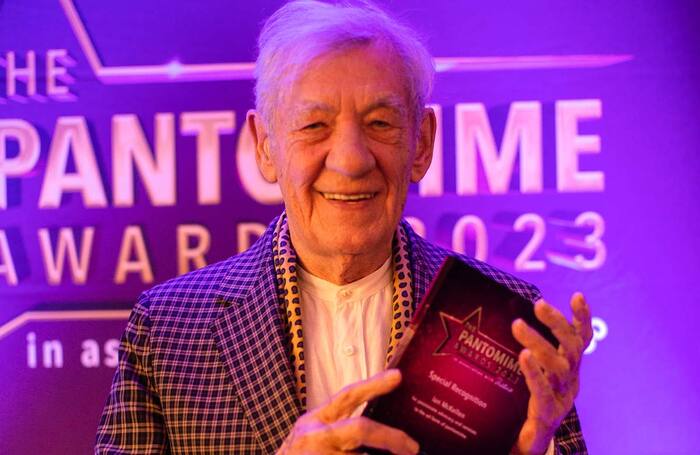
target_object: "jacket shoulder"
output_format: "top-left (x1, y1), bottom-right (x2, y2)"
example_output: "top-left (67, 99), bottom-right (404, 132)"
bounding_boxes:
top-left (138, 219), bottom-right (276, 319)
top-left (143, 255), bottom-right (237, 305)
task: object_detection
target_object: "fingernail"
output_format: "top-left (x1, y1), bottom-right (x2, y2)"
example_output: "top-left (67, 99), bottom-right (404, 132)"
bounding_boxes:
top-left (406, 439), bottom-right (419, 454)
top-left (386, 369), bottom-right (401, 381)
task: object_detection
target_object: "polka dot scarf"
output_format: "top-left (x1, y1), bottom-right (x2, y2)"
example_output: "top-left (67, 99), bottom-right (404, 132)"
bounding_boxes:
top-left (272, 213), bottom-right (414, 410)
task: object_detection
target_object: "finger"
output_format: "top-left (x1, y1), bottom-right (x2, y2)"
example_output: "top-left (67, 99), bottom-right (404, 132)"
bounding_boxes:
top-left (512, 319), bottom-right (570, 382)
top-left (533, 300), bottom-right (583, 369)
top-left (519, 349), bottom-right (555, 419)
top-left (570, 293), bottom-right (593, 346)
top-left (318, 369), bottom-right (402, 422)
top-left (329, 416), bottom-right (419, 455)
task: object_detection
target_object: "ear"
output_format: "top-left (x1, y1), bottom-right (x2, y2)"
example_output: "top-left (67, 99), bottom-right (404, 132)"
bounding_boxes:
top-left (410, 107), bottom-right (437, 183)
top-left (247, 109), bottom-right (278, 183)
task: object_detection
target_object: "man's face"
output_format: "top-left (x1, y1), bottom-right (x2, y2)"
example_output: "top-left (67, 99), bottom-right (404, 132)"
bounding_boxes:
top-left (251, 42), bottom-right (435, 261)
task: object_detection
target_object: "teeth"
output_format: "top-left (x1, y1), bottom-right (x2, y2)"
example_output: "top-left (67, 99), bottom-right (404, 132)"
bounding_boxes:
top-left (322, 192), bottom-right (375, 201)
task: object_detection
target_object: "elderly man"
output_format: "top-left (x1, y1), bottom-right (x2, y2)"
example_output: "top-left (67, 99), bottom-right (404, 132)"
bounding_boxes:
top-left (96, 1), bottom-right (592, 454)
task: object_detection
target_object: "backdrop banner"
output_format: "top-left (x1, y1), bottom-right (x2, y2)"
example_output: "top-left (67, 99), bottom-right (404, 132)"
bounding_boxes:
top-left (1, 0), bottom-right (698, 453)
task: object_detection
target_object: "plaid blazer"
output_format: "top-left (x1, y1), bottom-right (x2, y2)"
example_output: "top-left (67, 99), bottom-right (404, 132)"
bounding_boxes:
top-left (96, 216), bottom-right (587, 454)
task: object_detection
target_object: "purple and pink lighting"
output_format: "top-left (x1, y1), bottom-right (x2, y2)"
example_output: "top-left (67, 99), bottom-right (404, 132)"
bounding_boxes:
top-left (0, 0), bottom-right (698, 453)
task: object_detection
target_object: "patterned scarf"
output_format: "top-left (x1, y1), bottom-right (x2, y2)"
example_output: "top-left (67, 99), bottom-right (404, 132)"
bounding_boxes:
top-left (272, 213), bottom-right (414, 410)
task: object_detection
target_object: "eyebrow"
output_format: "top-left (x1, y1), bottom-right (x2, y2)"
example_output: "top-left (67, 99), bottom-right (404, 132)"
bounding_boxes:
top-left (360, 96), bottom-right (408, 117)
top-left (292, 96), bottom-right (408, 117)
top-left (293, 101), bottom-right (337, 116)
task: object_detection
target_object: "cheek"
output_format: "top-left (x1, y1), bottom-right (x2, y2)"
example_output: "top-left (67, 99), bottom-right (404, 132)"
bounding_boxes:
top-left (378, 151), bottom-right (413, 192)
top-left (277, 146), bottom-right (325, 197)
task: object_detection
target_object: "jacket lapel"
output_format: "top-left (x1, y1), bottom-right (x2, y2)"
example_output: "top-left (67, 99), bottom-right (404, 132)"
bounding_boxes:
top-left (210, 219), bottom-right (301, 453)
top-left (401, 219), bottom-right (445, 310)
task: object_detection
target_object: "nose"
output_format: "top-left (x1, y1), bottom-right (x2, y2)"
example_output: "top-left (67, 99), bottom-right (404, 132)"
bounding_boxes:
top-left (325, 119), bottom-right (376, 178)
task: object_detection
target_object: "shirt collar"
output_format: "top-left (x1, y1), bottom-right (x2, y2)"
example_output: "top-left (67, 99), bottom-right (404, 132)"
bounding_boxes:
top-left (297, 256), bottom-right (392, 302)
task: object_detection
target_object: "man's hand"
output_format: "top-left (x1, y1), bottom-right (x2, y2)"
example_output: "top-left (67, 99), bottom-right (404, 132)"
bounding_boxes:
top-left (277, 369), bottom-right (419, 455)
top-left (511, 293), bottom-right (593, 455)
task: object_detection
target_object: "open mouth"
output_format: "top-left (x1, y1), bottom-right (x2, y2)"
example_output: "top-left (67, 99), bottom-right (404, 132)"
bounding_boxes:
top-left (321, 192), bottom-right (377, 201)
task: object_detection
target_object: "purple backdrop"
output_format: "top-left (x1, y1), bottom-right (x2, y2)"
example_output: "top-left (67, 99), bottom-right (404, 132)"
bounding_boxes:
top-left (1, 0), bottom-right (699, 453)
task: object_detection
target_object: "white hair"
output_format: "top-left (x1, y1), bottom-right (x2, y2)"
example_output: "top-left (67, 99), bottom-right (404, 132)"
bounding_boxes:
top-left (254, 0), bottom-right (434, 127)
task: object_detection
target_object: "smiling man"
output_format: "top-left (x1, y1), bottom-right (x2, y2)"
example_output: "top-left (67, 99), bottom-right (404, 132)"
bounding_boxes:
top-left (96, 1), bottom-right (591, 454)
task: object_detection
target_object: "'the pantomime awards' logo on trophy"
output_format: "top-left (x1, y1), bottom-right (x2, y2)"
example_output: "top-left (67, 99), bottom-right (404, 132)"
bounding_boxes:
top-left (435, 308), bottom-right (522, 386)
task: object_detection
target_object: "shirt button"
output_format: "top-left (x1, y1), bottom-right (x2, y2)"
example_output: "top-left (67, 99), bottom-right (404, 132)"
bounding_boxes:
top-left (343, 344), bottom-right (356, 356)
top-left (339, 289), bottom-right (352, 299)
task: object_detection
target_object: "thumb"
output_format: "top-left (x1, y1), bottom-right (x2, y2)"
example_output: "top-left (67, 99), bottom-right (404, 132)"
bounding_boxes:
top-left (317, 369), bottom-right (402, 422)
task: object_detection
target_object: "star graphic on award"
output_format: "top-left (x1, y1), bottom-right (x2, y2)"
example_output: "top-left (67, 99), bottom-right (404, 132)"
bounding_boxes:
top-left (434, 307), bottom-right (521, 385)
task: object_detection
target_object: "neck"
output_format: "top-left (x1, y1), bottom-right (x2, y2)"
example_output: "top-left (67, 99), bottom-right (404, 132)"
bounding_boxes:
top-left (289, 234), bottom-right (392, 286)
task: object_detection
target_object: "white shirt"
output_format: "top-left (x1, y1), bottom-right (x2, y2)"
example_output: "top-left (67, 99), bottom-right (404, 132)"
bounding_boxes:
top-left (298, 256), bottom-right (393, 412)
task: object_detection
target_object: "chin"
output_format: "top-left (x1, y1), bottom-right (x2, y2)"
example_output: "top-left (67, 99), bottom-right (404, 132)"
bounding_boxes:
top-left (321, 227), bottom-right (392, 256)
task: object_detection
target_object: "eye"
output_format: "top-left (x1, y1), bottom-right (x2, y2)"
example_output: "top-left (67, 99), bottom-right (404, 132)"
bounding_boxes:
top-left (302, 122), bottom-right (325, 131)
top-left (369, 119), bottom-right (391, 129)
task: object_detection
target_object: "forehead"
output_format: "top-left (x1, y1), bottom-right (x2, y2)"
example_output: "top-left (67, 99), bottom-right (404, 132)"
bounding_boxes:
top-left (285, 42), bottom-right (411, 114)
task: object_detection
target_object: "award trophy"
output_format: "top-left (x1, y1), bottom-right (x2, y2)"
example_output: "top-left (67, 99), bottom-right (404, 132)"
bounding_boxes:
top-left (363, 256), bottom-right (557, 454)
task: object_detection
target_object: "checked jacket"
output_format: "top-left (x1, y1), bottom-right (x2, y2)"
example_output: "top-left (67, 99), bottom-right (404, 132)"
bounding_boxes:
top-left (95, 216), bottom-right (587, 454)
